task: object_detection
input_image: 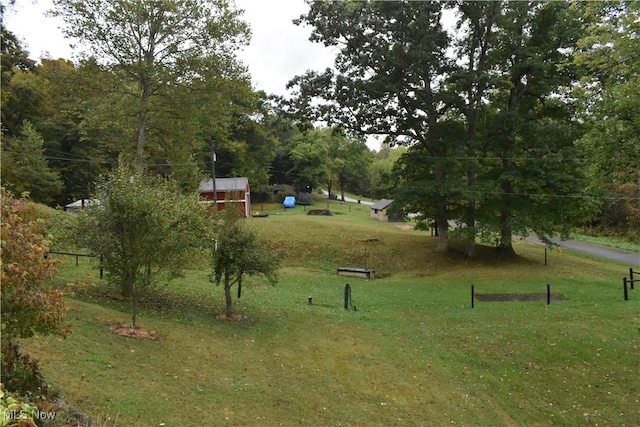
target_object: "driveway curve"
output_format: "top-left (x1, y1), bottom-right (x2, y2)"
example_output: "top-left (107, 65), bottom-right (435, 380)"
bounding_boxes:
top-left (527, 236), bottom-right (640, 266)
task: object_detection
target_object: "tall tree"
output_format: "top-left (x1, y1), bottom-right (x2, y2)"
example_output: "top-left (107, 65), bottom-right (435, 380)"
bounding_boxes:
top-left (289, 128), bottom-right (330, 193)
top-left (329, 130), bottom-right (373, 201)
top-left (483, 1), bottom-right (589, 254)
top-left (52, 0), bottom-right (250, 171)
top-left (449, 1), bottom-right (501, 256)
top-left (1, 120), bottom-right (64, 205)
top-left (34, 58), bottom-right (115, 204)
top-left (1, 13), bottom-right (37, 137)
top-left (574, 1), bottom-right (640, 237)
top-left (288, 1), bottom-right (455, 251)
top-left (207, 90), bottom-right (279, 194)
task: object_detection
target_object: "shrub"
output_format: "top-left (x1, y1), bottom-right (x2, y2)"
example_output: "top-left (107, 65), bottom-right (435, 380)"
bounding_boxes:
top-left (1, 190), bottom-right (70, 354)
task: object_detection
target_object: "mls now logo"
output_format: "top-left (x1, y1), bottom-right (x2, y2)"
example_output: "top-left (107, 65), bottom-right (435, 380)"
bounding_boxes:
top-left (6, 409), bottom-right (56, 422)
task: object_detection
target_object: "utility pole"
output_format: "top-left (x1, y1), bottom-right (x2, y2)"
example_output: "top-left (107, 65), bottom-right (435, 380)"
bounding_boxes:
top-left (210, 139), bottom-right (217, 209)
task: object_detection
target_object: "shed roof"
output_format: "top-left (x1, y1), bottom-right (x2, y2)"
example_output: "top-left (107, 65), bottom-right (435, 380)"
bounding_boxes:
top-left (370, 199), bottom-right (394, 210)
top-left (199, 177), bottom-right (249, 193)
top-left (64, 199), bottom-right (98, 208)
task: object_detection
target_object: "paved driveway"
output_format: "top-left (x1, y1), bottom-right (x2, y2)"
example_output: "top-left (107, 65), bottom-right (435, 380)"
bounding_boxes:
top-left (527, 236), bottom-right (640, 266)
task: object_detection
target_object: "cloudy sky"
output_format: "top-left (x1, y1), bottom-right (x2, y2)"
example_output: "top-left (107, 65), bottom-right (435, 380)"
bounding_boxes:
top-left (3, 0), bottom-right (388, 149)
top-left (3, 0), bottom-right (337, 97)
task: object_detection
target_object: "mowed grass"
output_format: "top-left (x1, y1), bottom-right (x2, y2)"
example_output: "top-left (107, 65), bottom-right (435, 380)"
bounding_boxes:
top-left (22, 200), bottom-right (640, 426)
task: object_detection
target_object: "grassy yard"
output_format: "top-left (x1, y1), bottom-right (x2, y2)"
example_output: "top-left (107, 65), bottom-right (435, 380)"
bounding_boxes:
top-left (21, 200), bottom-right (640, 426)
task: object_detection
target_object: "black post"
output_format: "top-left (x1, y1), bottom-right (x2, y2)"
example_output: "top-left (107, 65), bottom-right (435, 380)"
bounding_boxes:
top-left (344, 283), bottom-right (351, 310)
top-left (544, 248), bottom-right (547, 266)
top-left (471, 284), bottom-right (475, 309)
top-left (623, 278), bottom-right (628, 301)
top-left (76, 254), bottom-right (79, 266)
top-left (547, 284), bottom-right (551, 305)
top-left (630, 268), bottom-right (635, 290)
top-left (99, 255), bottom-right (104, 279)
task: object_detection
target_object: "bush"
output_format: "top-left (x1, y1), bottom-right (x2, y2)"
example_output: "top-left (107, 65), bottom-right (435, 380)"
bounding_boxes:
top-left (1, 190), bottom-right (70, 351)
top-left (0, 344), bottom-right (53, 399)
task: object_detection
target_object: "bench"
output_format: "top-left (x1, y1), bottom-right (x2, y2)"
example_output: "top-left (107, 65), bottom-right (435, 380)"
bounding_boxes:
top-left (337, 267), bottom-right (374, 279)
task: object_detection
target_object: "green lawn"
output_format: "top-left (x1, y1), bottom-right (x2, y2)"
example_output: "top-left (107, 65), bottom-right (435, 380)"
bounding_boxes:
top-left (21, 201), bottom-right (640, 426)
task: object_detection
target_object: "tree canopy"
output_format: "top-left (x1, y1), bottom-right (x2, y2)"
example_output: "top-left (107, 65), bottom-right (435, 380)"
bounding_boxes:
top-left (574, 1), bottom-right (640, 237)
top-left (288, 0), bottom-right (598, 255)
top-left (210, 206), bottom-right (280, 318)
top-left (69, 164), bottom-right (210, 329)
top-left (51, 0), bottom-right (251, 172)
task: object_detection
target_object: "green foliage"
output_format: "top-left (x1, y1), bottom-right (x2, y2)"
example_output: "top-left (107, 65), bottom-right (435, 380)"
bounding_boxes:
top-left (368, 145), bottom-right (406, 199)
top-left (289, 129), bottom-right (331, 191)
top-left (52, 0), bottom-right (251, 171)
top-left (210, 206), bottom-right (280, 317)
top-left (574, 1), bottom-right (640, 238)
top-left (1, 121), bottom-right (64, 205)
top-left (0, 384), bottom-right (38, 427)
top-left (290, 2), bottom-right (594, 255)
top-left (0, 344), bottom-right (53, 400)
top-left (0, 23), bottom-right (37, 139)
top-left (68, 164), bottom-right (211, 328)
top-left (0, 190), bottom-right (70, 348)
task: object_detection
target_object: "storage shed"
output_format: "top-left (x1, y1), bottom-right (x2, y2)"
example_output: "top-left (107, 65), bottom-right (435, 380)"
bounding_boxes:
top-left (199, 177), bottom-right (251, 217)
top-left (370, 198), bottom-right (395, 222)
top-left (64, 199), bottom-right (97, 214)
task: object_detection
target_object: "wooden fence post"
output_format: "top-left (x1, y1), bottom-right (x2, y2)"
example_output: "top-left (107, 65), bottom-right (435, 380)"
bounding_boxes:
top-left (623, 277), bottom-right (628, 301)
top-left (547, 284), bottom-right (551, 305)
top-left (471, 284), bottom-right (475, 309)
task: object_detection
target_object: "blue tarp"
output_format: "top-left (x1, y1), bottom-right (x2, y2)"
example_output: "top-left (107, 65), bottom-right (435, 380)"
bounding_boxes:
top-left (283, 196), bottom-right (296, 208)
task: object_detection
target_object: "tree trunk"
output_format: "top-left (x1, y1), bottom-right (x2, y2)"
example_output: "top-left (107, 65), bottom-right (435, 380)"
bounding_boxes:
top-left (136, 83), bottom-right (152, 172)
top-left (436, 205), bottom-right (448, 252)
top-left (131, 286), bottom-right (137, 332)
top-left (435, 165), bottom-right (448, 252)
top-left (498, 210), bottom-right (515, 256)
top-left (498, 158), bottom-right (516, 256)
top-left (224, 272), bottom-right (233, 317)
top-left (465, 155), bottom-right (477, 258)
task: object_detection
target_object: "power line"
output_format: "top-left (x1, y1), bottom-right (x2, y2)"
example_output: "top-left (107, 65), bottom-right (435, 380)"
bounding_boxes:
top-left (2, 149), bottom-right (200, 167)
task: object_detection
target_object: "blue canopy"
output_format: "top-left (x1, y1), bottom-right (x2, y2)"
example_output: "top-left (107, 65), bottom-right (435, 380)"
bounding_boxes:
top-left (283, 196), bottom-right (296, 208)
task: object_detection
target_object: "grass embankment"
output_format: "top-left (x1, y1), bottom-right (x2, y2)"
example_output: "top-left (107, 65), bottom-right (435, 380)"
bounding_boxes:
top-left (22, 199), bottom-right (640, 426)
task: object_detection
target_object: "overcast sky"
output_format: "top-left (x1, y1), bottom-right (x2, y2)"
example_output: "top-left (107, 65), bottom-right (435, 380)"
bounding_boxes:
top-left (2, 0), bottom-right (337, 97)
